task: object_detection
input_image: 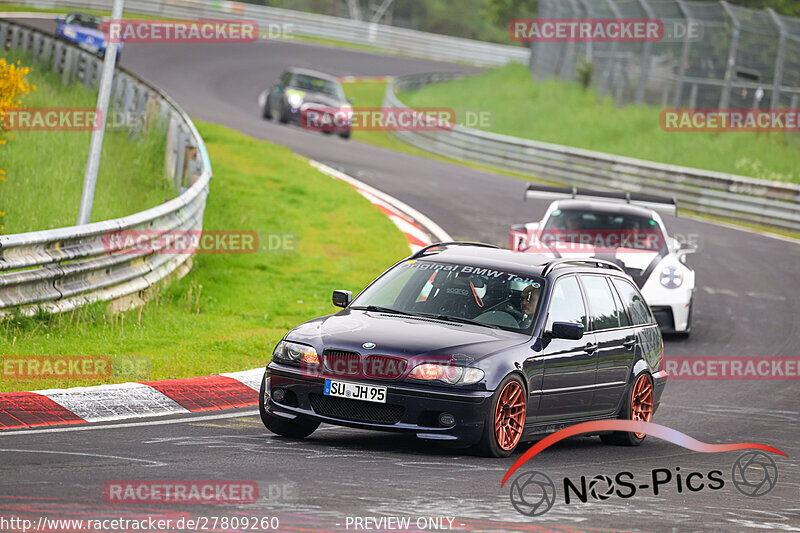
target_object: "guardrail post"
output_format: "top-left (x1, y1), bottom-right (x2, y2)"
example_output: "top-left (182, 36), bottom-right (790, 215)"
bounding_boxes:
top-left (635, 0), bottom-right (656, 104)
top-left (174, 130), bottom-right (188, 188)
top-left (61, 47), bottom-right (76, 85)
top-left (164, 112), bottom-right (177, 177)
top-left (767, 8), bottom-right (786, 109)
top-left (10, 25), bottom-right (20, 49)
top-left (0, 22), bottom-right (8, 47)
top-left (20, 28), bottom-right (31, 53)
top-left (719, 1), bottom-right (740, 109)
top-left (673, 0), bottom-right (693, 107)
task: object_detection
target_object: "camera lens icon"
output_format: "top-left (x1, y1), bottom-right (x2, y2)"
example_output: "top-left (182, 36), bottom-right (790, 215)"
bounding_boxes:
top-left (732, 451), bottom-right (778, 497)
top-left (509, 471), bottom-right (556, 516)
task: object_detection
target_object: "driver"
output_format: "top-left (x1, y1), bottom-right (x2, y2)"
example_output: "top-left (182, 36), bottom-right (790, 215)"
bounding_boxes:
top-left (518, 284), bottom-right (541, 328)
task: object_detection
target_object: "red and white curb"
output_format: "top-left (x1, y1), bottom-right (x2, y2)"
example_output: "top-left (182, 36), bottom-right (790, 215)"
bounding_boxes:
top-left (0, 165), bottom-right (450, 431)
top-left (0, 369), bottom-right (264, 430)
top-left (311, 159), bottom-right (451, 253)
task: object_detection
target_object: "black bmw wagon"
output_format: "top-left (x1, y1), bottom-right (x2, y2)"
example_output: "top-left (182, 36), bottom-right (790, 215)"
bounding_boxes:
top-left (260, 242), bottom-right (666, 457)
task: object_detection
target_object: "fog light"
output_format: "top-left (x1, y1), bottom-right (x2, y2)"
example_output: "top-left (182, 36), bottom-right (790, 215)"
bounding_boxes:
top-left (439, 412), bottom-right (455, 427)
top-left (272, 387), bottom-right (286, 402)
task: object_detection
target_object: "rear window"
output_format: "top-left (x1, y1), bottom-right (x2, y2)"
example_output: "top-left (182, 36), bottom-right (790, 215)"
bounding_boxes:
top-left (612, 278), bottom-right (654, 325)
top-left (580, 275), bottom-right (621, 331)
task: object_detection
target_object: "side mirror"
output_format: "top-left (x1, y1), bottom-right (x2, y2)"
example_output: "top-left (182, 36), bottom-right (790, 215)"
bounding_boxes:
top-left (551, 321), bottom-right (584, 340)
top-left (332, 290), bottom-right (353, 308)
top-left (347, 97), bottom-right (354, 104)
top-left (679, 242), bottom-right (697, 254)
top-left (55, 16), bottom-right (64, 23)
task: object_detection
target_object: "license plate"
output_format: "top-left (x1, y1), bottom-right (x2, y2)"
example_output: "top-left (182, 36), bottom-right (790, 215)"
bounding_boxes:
top-left (324, 379), bottom-right (386, 404)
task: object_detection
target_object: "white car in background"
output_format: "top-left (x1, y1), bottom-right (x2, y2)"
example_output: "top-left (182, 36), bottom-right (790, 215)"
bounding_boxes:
top-left (509, 185), bottom-right (696, 336)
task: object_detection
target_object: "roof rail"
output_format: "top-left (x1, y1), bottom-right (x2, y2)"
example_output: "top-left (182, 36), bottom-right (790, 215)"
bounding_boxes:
top-left (541, 258), bottom-right (626, 277)
top-left (410, 241), bottom-right (499, 259)
top-left (524, 183), bottom-right (678, 216)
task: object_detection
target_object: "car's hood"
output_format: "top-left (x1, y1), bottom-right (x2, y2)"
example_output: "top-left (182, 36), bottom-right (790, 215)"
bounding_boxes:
top-left (285, 309), bottom-right (527, 362)
top-left (299, 92), bottom-right (345, 107)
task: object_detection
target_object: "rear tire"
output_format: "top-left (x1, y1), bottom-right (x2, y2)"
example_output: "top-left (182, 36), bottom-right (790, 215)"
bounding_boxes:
top-left (474, 374), bottom-right (527, 457)
top-left (258, 370), bottom-right (320, 439)
top-left (339, 129), bottom-right (351, 139)
top-left (600, 372), bottom-right (653, 446)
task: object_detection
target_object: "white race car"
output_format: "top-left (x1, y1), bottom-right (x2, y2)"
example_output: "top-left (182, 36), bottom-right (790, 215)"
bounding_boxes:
top-left (509, 185), bottom-right (696, 336)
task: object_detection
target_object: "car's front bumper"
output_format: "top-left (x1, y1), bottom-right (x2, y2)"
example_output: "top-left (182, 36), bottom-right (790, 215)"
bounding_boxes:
top-left (265, 364), bottom-right (493, 444)
top-left (642, 284), bottom-right (694, 333)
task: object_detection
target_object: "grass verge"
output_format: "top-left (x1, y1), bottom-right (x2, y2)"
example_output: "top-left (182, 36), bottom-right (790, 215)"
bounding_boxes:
top-left (399, 64), bottom-right (800, 183)
top-left (0, 120), bottom-right (410, 393)
top-left (1, 47), bottom-right (174, 233)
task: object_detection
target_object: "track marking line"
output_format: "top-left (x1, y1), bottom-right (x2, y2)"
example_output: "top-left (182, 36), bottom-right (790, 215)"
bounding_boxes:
top-left (0, 409), bottom-right (259, 436)
top-left (0, 448), bottom-right (169, 467)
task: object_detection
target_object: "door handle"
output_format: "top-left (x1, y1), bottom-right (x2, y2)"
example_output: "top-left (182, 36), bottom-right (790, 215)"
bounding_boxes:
top-left (623, 337), bottom-right (636, 349)
top-left (584, 343), bottom-right (598, 355)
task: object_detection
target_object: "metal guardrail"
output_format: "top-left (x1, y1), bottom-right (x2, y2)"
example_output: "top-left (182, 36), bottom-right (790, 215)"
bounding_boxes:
top-left (0, 19), bottom-right (212, 313)
top-left (14, 0), bottom-right (528, 67)
top-left (384, 73), bottom-right (800, 232)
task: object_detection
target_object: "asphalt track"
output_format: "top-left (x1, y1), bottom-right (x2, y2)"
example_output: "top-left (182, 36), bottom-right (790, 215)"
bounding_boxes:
top-left (3, 21), bottom-right (800, 532)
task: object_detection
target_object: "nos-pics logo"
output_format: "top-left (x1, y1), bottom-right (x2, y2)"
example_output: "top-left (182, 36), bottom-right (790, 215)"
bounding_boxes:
top-left (501, 421), bottom-right (784, 517)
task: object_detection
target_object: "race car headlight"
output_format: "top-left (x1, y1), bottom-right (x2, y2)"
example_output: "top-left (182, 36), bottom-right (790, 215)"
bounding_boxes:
top-left (659, 266), bottom-right (683, 289)
top-left (63, 28), bottom-right (77, 38)
top-left (408, 363), bottom-right (484, 385)
top-left (272, 341), bottom-right (319, 365)
top-left (287, 92), bottom-right (303, 108)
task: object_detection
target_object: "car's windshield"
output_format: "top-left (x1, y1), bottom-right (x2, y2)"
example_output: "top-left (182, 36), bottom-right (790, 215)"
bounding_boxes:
top-left (64, 13), bottom-right (101, 29)
top-left (351, 260), bottom-right (545, 334)
top-left (542, 208), bottom-right (665, 251)
top-left (289, 74), bottom-right (345, 99)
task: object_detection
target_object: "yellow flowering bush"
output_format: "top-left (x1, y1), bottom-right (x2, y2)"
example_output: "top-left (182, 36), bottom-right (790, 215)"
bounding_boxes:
top-left (0, 58), bottom-right (36, 232)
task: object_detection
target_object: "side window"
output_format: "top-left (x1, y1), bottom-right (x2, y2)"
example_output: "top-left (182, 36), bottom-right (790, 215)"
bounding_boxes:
top-left (281, 72), bottom-right (292, 86)
top-left (546, 276), bottom-right (587, 330)
top-left (609, 279), bottom-right (632, 327)
top-left (580, 275), bottom-right (621, 331)
top-left (612, 278), bottom-right (653, 325)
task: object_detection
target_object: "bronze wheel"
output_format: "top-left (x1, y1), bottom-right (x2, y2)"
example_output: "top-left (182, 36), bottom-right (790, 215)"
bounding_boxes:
top-left (601, 371), bottom-right (654, 446)
top-left (494, 380), bottom-right (526, 451)
top-left (630, 373), bottom-right (654, 438)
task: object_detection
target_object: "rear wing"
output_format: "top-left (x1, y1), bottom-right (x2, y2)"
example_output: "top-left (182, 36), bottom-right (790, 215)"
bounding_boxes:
top-left (524, 184), bottom-right (678, 216)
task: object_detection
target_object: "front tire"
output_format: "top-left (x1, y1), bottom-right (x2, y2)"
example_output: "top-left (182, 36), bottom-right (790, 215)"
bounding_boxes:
top-left (278, 103), bottom-right (290, 124)
top-left (600, 371), bottom-right (653, 446)
top-left (474, 374), bottom-right (527, 457)
top-left (262, 96), bottom-right (273, 120)
top-left (258, 371), bottom-right (320, 439)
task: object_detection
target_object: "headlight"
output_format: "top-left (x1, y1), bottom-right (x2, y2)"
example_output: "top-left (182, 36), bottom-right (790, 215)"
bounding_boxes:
top-left (287, 92), bottom-right (303, 108)
top-left (272, 341), bottom-right (319, 365)
top-left (408, 363), bottom-right (484, 385)
top-left (64, 28), bottom-right (77, 38)
top-left (659, 266), bottom-right (683, 289)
